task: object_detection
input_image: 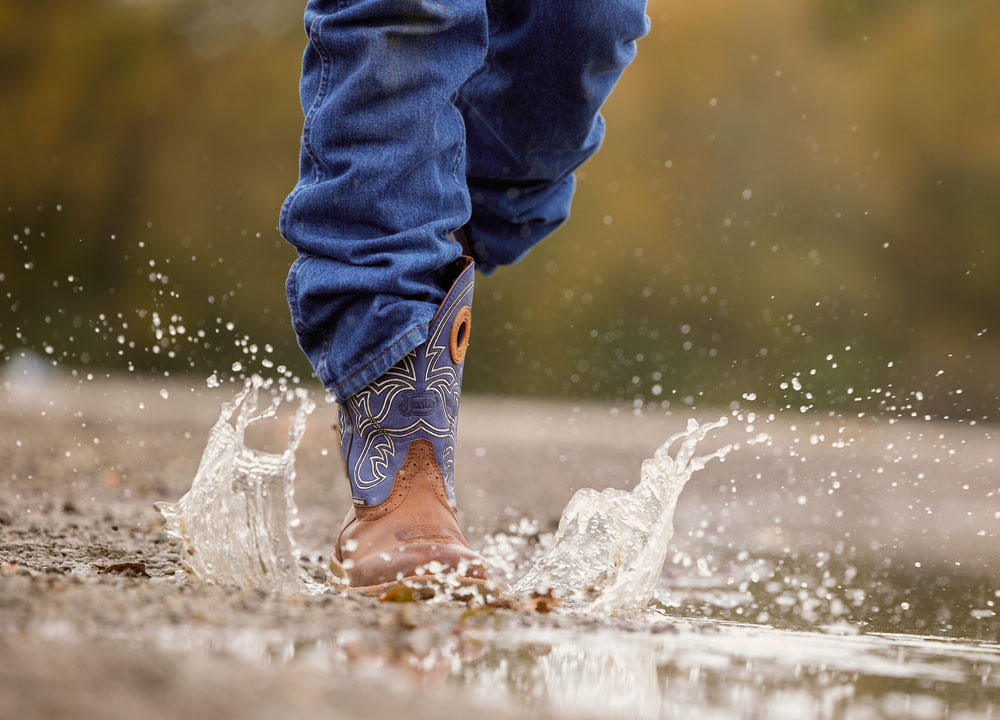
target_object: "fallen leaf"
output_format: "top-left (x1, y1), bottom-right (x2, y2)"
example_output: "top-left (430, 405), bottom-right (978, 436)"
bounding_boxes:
top-left (379, 584), bottom-right (432, 603)
top-left (522, 593), bottom-right (561, 613)
top-left (473, 589), bottom-right (562, 614)
top-left (100, 562), bottom-right (150, 578)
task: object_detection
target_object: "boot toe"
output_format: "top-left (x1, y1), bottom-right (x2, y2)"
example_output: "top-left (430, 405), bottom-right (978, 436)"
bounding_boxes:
top-left (347, 542), bottom-right (488, 590)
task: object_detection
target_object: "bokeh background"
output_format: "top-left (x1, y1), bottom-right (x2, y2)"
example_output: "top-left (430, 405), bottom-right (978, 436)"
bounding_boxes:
top-left (2, 0), bottom-right (998, 417)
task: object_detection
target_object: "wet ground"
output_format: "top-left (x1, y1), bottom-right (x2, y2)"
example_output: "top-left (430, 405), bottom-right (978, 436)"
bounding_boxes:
top-left (1, 371), bottom-right (999, 719)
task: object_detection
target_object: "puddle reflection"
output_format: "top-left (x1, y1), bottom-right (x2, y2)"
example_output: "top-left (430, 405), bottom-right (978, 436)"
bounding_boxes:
top-left (456, 622), bottom-right (1000, 719)
top-left (147, 614), bottom-right (999, 719)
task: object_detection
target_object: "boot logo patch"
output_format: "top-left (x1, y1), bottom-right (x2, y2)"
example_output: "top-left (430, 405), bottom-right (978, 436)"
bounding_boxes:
top-left (400, 391), bottom-right (438, 417)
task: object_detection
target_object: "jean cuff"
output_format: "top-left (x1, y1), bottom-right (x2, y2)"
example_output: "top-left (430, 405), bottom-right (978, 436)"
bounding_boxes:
top-left (323, 323), bottom-right (429, 402)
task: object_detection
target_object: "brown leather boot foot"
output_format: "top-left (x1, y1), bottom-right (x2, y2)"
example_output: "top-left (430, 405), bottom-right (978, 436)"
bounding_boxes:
top-left (332, 439), bottom-right (488, 596)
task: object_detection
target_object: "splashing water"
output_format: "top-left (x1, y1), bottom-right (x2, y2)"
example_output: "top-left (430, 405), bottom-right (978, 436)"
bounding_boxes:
top-left (157, 384), bottom-right (756, 611)
top-left (513, 417), bottom-right (740, 615)
top-left (155, 379), bottom-right (314, 593)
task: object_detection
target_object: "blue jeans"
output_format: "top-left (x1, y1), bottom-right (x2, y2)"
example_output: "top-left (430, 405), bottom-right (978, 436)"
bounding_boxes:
top-left (280, 0), bottom-right (649, 400)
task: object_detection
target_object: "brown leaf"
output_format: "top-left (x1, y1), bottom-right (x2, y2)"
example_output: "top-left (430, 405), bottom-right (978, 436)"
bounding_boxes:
top-left (378, 584), bottom-right (435, 603)
top-left (472, 589), bottom-right (562, 614)
top-left (521, 594), bottom-right (561, 613)
top-left (379, 585), bottom-right (419, 603)
top-left (100, 562), bottom-right (150, 578)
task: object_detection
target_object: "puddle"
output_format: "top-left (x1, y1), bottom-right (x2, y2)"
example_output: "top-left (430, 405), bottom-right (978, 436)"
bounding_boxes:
top-left (143, 384), bottom-right (1000, 717)
top-left (453, 622), bottom-right (1000, 719)
top-left (89, 610), bottom-right (997, 719)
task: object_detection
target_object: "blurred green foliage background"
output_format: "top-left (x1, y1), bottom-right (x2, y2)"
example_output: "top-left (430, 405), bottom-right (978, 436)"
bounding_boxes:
top-left (1, 0), bottom-right (998, 417)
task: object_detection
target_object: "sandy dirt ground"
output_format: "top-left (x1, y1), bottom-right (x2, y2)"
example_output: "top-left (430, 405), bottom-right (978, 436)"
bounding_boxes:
top-left (1, 371), bottom-right (999, 718)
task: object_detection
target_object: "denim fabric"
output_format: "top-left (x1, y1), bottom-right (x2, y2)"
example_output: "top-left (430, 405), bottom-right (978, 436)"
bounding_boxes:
top-left (280, 0), bottom-right (649, 401)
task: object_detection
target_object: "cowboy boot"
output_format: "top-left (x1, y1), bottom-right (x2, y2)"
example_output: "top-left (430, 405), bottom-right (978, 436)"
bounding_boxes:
top-left (332, 256), bottom-right (487, 594)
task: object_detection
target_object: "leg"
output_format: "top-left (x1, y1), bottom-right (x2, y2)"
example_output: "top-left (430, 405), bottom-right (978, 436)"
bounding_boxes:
top-left (281, 0), bottom-right (490, 592)
top-left (455, 0), bottom-right (650, 272)
top-left (280, 0), bottom-right (487, 400)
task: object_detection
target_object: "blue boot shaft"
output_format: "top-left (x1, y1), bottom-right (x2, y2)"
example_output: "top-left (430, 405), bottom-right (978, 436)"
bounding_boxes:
top-left (337, 257), bottom-right (474, 507)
